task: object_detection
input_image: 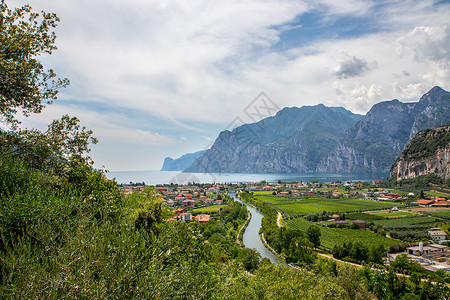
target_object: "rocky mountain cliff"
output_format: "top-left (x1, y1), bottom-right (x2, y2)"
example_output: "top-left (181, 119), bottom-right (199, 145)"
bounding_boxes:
top-left (317, 86), bottom-right (450, 172)
top-left (186, 105), bottom-right (363, 173)
top-left (161, 150), bottom-right (205, 171)
top-left (390, 125), bottom-right (450, 181)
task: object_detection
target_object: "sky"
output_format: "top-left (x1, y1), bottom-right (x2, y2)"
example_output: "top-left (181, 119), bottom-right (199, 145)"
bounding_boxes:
top-left (9, 0), bottom-right (450, 171)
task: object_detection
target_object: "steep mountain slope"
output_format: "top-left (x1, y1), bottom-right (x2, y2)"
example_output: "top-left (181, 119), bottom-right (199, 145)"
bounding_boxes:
top-left (161, 150), bottom-right (205, 171)
top-left (390, 125), bottom-right (450, 181)
top-left (318, 86), bottom-right (450, 172)
top-left (186, 105), bottom-right (363, 173)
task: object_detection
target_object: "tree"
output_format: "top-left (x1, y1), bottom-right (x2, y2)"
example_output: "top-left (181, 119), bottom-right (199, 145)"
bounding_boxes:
top-left (0, 1), bottom-right (69, 124)
top-left (0, 114), bottom-right (98, 177)
top-left (306, 224), bottom-right (321, 249)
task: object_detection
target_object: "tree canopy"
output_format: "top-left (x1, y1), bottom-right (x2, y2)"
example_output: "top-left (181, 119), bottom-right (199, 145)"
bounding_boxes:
top-left (0, 1), bottom-right (69, 124)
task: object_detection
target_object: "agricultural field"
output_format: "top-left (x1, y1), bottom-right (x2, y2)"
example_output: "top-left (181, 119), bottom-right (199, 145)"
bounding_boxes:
top-left (286, 218), bottom-right (401, 251)
top-left (317, 188), bottom-right (349, 194)
top-left (421, 210), bottom-right (450, 220)
top-left (367, 210), bottom-right (416, 219)
top-left (345, 212), bottom-right (384, 220)
top-left (372, 216), bottom-right (437, 227)
top-left (255, 195), bottom-right (399, 215)
top-left (193, 205), bottom-right (229, 212)
top-left (252, 191), bottom-right (276, 195)
top-left (425, 190), bottom-right (450, 198)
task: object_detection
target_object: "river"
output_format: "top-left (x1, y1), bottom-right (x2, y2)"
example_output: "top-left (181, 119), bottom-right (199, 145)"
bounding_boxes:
top-left (230, 192), bottom-right (279, 264)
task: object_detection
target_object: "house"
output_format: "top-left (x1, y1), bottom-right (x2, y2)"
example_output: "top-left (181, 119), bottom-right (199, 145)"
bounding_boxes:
top-left (182, 199), bottom-right (195, 207)
top-left (195, 214), bottom-right (210, 224)
top-left (165, 199), bottom-right (176, 206)
top-left (306, 191), bottom-right (314, 196)
top-left (179, 213), bottom-right (192, 222)
top-left (204, 198), bottom-right (215, 205)
top-left (330, 214), bottom-right (340, 220)
top-left (334, 220), bottom-right (348, 227)
top-left (428, 230), bottom-right (447, 242)
top-left (352, 220), bottom-right (366, 228)
top-left (407, 243), bottom-right (449, 256)
top-left (417, 199), bottom-right (434, 206)
top-left (173, 208), bottom-right (187, 214)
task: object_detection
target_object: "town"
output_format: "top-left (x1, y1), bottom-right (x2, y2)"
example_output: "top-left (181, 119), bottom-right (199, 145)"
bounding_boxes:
top-left (120, 179), bottom-right (450, 274)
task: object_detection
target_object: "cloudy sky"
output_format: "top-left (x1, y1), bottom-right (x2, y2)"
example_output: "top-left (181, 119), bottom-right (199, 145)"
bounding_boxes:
top-left (12, 0), bottom-right (450, 171)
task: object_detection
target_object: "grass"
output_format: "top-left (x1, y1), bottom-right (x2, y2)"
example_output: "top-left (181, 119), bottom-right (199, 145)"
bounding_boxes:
top-left (193, 205), bottom-right (229, 212)
top-left (255, 195), bottom-right (399, 215)
top-left (286, 218), bottom-right (401, 251)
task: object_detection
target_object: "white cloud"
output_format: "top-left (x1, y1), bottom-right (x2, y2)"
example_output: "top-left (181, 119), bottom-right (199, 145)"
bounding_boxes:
top-left (330, 55), bottom-right (377, 79)
top-left (397, 25), bottom-right (450, 67)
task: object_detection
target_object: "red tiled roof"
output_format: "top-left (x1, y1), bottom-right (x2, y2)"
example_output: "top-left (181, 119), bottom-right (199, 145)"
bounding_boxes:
top-left (417, 199), bottom-right (434, 205)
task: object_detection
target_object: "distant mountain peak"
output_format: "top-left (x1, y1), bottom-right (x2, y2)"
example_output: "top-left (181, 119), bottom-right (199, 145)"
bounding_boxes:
top-left (161, 150), bottom-right (206, 171)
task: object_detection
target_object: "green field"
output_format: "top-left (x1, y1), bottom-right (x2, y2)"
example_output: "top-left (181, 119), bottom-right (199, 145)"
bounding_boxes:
top-left (425, 191), bottom-right (450, 198)
top-left (253, 191), bottom-right (276, 195)
top-left (372, 216), bottom-right (437, 227)
top-left (422, 210), bottom-right (450, 220)
top-left (255, 195), bottom-right (398, 215)
top-left (287, 218), bottom-right (401, 251)
top-left (193, 205), bottom-right (229, 212)
top-left (345, 212), bottom-right (384, 220)
top-left (368, 211), bottom-right (416, 218)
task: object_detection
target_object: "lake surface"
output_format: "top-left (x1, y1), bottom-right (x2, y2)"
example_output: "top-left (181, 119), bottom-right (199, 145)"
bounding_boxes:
top-left (107, 170), bottom-right (389, 185)
top-left (230, 192), bottom-right (279, 264)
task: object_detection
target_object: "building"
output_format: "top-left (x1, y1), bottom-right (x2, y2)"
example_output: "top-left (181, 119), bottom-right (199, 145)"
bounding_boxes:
top-left (416, 199), bottom-right (434, 206)
top-left (352, 220), bottom-right (366, 229)
top-left (195, 214), bottom-right (210, 224)
top-left (407, 242), bottom-right (449, 256)
top-left (428, 230), bottom-right (447, 242)
top-left (182, 199), bottom-right (195, 207)
top-left (179, 213), bottom-right (192, 222)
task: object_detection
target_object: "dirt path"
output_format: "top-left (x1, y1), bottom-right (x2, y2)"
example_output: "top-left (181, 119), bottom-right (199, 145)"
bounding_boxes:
top-left (277, 212), bottom-right (283, 228)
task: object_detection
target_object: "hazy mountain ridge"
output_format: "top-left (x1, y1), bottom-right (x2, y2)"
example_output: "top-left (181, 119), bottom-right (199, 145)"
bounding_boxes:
top-left (319, 86), bottom-right (450, 172)
top-left (390, 125), bottom-right (450, 181)
top-left (161, 150), bottom-right (205, 171)
top-left (185, 105), bottom-right (363, 173)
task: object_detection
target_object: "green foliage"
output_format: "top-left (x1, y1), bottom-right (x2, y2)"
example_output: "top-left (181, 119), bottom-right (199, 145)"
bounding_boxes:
top-left (0, 115), bottom-right (98, 179)
top-left (400, 125), bottom-right (450, 161)
top-left (306, 224), bottom-right (321, 248)
top-left (0, 1), bottom-right (69, 124)
top-left (389, 254), bottom-right (424, 275)
top-left (384, 173), bottom-right (446, 190)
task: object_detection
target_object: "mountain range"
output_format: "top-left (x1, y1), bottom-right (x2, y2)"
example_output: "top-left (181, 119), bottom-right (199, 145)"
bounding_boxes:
top-left (164, 86), bottom-right (450, 173)
top-left (186, 104), bottom-right (364, 173)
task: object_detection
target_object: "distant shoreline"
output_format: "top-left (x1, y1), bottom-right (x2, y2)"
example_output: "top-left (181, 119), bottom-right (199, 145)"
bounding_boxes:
top-left (106, 170), bottom-right (389, 185)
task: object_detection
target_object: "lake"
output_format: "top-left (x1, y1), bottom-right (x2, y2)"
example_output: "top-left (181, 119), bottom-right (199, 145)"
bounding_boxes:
top-left (106, 170), bottom-right (389, 185)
